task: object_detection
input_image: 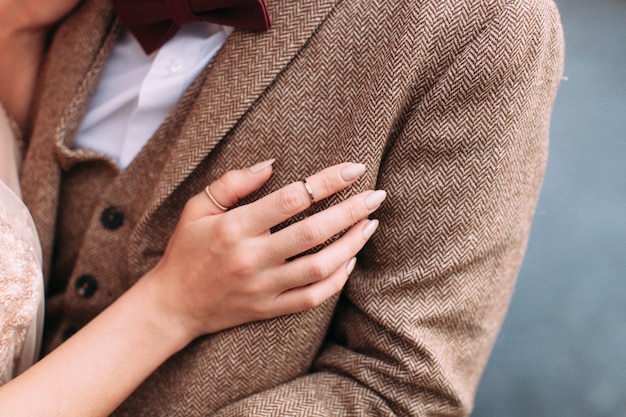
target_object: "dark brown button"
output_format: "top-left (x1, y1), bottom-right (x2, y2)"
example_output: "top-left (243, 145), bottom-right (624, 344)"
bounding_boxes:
top-left (101, 206), bottom-right (124, 230)
top-left (75, 274), bottom-right (98, 298)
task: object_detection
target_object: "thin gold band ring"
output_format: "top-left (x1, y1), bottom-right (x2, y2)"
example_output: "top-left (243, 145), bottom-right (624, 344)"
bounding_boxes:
top-left (204, 186), bottom-right (229, 211)
top-left (301, 179), bottom-right (315, 203)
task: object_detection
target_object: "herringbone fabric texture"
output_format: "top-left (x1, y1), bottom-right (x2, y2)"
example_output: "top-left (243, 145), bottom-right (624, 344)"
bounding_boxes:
top-left (20, 0), bottom-right (564, 415)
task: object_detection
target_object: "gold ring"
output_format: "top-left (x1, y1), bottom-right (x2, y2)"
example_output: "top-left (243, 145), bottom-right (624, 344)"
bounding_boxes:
top-left (204, 186), bottom-right (229, 211)
top-left (301, 179), bottom-right (315, 203)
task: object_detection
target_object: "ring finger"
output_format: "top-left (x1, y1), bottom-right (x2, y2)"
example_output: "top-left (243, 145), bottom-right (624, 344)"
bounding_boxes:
top-left (238, 163), bottom-right (366, 235)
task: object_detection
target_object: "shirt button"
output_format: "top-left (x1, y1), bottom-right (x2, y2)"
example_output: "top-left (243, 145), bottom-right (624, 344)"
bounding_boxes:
top-left (165, 57), bottom-right (183, 73)
top-left (101, 206), bottom-right (124, 230)
top-left (75, 274), bottom-right (98, 298)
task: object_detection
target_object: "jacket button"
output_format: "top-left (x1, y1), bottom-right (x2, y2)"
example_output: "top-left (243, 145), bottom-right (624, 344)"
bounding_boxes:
top-left (75, 274), bottom-right (98, 298)
top-left (101, 206), bottom-right (124, 230)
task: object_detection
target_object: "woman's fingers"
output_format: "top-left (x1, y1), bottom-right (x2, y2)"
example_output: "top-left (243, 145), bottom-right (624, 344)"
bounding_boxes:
top-left (265, 190), bottom-right (386, 262)
top-left (184, 159), bottom-right (275, 219)
top-left (270, 218), bottom-right (379, 293)
top-left (154, 161), bottom-right (386, 334)
top-left (269, 262), bottom-right (353, 316)
top-left (239, 162), bottom-right (366, 234)
top-left (269, 220), bottom-right (377, 315)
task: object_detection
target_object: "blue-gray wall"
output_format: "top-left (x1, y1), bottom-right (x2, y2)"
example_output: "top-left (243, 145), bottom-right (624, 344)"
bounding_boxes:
top-left (472, 0), bottom-right (626, 416)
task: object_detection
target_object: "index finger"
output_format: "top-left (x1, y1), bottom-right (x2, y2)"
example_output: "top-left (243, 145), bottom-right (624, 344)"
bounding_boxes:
top-left (237, 162), bottom-right (366, 235)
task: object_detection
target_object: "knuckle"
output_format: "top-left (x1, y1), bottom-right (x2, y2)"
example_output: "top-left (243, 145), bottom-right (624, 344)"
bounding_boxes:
top-left (227, 250), bottom-right (258, 277)
top-left (184, 195), bottom-right (202, 213)
top-left (305, 260), bottom-right (328, 283)
top-left (347, 202), bottom-right (364, 225)
top-left (348, 237), bottom-right (364, 254)
top-left (214, 217), bottom-right (244, 247)
top-left (346, 227), bottom-right (367, 252)
top-left (329, 275), bottom-right (346, 294)
top-left (274, 188), bottom-right (307, 215)
top-left (318, 173), bottom-right (337, 196)
top-left (297, 223), bottom-right (324, 246)
top-left (301, 292), bottom-right (324, 310)
top-left (249, 298), bottom-right (273, 320)
top-left (218, 170), bottom-right (239, 190)
top-left (242, 302), bottom-right (262, 321)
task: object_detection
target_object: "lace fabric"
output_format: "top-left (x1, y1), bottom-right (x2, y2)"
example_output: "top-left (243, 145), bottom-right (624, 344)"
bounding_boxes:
top-left (0, 179), bottom-right (44, 385)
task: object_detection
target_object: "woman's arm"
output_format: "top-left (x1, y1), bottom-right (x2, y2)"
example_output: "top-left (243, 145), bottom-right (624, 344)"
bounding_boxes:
top-left (0, 161), bottom-right (383, 416)
top-left (0, 4), bottom-right (383, 414)
top-left (0, 273), bottom-right (192, 416)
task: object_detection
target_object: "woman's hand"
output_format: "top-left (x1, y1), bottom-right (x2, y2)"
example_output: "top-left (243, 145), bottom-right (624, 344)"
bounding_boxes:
top-left (0, 161), bottom-right (383, 416)
top-left (144, 160), bottom-right (385, 342)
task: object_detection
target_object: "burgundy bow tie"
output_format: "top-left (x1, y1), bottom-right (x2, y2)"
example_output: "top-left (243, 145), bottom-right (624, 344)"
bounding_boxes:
top-left (111, 0), bottom-right (271, 54)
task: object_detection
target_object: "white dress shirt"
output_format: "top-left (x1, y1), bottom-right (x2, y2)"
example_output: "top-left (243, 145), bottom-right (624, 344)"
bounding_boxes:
top-left (74, 22), bottom-right (231, 169)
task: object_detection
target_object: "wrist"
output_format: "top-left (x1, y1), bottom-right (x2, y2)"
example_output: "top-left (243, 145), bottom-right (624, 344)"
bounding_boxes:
top-left (131, 269), bottom-right (198, 353)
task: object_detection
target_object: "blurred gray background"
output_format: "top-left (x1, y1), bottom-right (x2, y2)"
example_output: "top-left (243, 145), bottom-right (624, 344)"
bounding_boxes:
top-left (472, 0), bottom-right (626, 416)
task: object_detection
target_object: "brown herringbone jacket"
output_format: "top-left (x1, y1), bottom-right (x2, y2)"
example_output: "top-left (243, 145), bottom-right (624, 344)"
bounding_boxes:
top-left (20, 0), bottom-right (564, 415)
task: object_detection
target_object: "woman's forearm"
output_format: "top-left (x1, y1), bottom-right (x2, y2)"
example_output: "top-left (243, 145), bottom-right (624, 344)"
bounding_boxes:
top-left (0, 161), bottom-right (379, 415)
top-left (0, 271), bottom-right (192, 417)
top-left (0, 19), bottom-right (163, 415)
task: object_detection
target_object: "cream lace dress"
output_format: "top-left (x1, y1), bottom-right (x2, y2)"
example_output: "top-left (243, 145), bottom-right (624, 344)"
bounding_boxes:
top-left (0, 106), bottom-right (44, 385)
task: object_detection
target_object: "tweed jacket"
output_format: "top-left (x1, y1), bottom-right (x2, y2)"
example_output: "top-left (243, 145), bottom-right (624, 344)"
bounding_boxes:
top-left (20, 0), bottom-right (564, 415)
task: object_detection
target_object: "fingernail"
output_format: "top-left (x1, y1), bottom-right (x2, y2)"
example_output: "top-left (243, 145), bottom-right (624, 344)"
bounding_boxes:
top-left (346, 257), bottom-right (357, 275)
top-left (365, 190), bottom-right (387, 210)
top-left (341, 163), bottom-right (366, 182)
top-left (362, 219), bottom-right (379, 240)
top-left (248, 159), bottom-right (276, 174)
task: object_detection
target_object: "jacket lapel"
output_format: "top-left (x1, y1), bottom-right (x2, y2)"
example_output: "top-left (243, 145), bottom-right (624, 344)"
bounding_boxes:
top-left (20, 0), bottom-right (116, 279)
top-left (22, 0), bottom-right (339, 276)
top-left (147, 0), bottom-right (339, 209)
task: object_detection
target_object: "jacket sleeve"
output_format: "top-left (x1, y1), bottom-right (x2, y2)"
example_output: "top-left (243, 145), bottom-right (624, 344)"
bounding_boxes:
top-left (214, 0), bottom-right (564, 415)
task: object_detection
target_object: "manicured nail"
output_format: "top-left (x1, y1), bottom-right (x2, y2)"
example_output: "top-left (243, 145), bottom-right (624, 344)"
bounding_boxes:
top-left (341, 163), bottom-right (366, 182)
top-left (362, 219), bottom-right (379, 240)
top-left (364, 190), bottom-right (387, 210)
top-left (346, 257), bottom-right (357, 275)
top-left (248, 159), bottom-right (276, 174)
